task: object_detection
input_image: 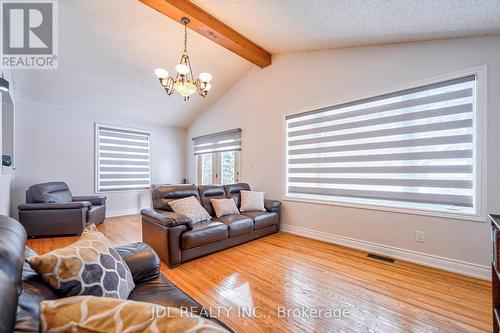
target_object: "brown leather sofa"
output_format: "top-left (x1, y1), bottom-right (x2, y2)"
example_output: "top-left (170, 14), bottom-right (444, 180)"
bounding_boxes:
top-left (18, 182), bottom-right (106, 237)
top-left (141, 183), bottom-right (281, 267)
top-left (0, 214), bottom-right (231, 332)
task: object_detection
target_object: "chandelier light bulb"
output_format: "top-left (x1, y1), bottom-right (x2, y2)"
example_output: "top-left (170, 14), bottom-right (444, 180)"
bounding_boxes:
top-left (199, 72), bottom-right (212, 82)
top-left (175, 64), bottom-right (189, 75)
top-left (154, 68), bottom-right (169, 79)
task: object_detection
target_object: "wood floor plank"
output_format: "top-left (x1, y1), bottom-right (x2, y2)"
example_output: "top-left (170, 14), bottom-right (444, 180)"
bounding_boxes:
top-left (27, 215), bottom-right (491, 333)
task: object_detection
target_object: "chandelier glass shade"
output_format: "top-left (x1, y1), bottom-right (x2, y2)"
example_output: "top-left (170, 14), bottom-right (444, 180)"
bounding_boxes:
top-left (155, 17), bottom-right (212, 101)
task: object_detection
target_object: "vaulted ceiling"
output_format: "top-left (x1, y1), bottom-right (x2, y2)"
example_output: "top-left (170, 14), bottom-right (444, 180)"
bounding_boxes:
top-left (11, 0), bottom-right (252, 128)
top-left (12, 0), bottom-right (500, 128)
top-left (192, 0), bottom-right (500, 53)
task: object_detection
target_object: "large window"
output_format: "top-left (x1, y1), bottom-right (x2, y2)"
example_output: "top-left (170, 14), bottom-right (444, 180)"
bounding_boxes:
top-left (193, 129), bottom-right (241, 185)
top-left (95, 124), bottom-right (151, 192)
top-left (285, 73), bottom-right (484, 218)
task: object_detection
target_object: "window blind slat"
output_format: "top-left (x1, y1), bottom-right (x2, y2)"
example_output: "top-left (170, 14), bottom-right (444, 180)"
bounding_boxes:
top-left (288, 165), bottom-right (472, 174)
top-left (286, 75), bottom-right (476, 212)
top-left (96, 124), bottom-right (151, 192)
top-left (100, 138), bottom-right (149, 147)
top-left (288, 177), bottom-right (472, 188)
top-left (288, 103), bottom-right (472, 138)
top-left (288, 88), bottom-right (473, 129)
top-left (287, 186), bottom-right (473, 207)
top-left (100, 153), bottom-right (149, 160)
top-left (288, 134), bottom-right (472, 156)
top-left (288, 119), bottom-right (472, 146)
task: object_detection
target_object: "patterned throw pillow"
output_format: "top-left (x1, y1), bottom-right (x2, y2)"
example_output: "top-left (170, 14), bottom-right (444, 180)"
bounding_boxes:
top-left (211, 198), bottom-right (239, 217)
top-left (169, 196), bottom-right (211, 223)
top-left (41, 296), bottom-right (229, 333)
top-left (239, 190), bottom-right (266, 212)
top-left (27, 224), bottom-right (135, 299)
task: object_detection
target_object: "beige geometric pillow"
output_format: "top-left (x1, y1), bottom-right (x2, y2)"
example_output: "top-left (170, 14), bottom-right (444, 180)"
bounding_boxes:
top-left (239, 190), bottom-right (266, 212)
top-left (27, 224), bottom-right (135, 299)
top-left (211, 198), bottom-right (239, 217)
top-left (169, 196), bottom-right (211, 223)
top-left (40, 296), bottom-right (230, 333)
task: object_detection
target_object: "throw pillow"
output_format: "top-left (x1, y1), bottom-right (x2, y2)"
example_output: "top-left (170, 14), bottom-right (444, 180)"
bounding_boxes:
top-left (27, 224), bottom-right (135, 299)
top-left (40, 296), bottom-right (230, 333)
top-left (239, 190), bottom-right (266, 212)
top-left (169, 196), bottom-right (211, 223)
top-left (211, 198), bottom-right (239, 217)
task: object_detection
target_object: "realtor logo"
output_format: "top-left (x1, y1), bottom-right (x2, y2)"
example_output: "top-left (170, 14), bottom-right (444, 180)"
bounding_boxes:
top-left (1, 0), bottom-right (58, 69)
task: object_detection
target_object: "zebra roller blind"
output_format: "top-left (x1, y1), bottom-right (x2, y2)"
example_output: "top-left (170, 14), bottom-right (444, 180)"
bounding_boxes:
top-left (192, 129), bottom-right (241, 155)
top-left (286, 75), bottom-right (477, 213)
top-left (96, 124), bottom-right (151, 192)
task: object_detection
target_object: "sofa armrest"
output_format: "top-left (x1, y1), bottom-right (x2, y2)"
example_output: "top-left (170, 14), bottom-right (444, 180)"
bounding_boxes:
top-left (264, 199), bottom-right (281, 213)
top-left (115, 242), bottom-right (160, 283)
top-left (18, 202), bottom-right (91, 211)
top-left (72, 195), bottom-right (106, 206)
top-left (140, 208), bottom-right (193, 229)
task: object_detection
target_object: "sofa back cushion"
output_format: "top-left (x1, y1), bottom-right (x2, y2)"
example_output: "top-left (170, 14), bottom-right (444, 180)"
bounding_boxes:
top-left (198, 185), bottom-right (227, 217)
top-left (26, 182), bottom-right (73, 204)
top-left (152, 184), bottom-right (200, 211)
top-left (223, 183), bottom-right (251, 208)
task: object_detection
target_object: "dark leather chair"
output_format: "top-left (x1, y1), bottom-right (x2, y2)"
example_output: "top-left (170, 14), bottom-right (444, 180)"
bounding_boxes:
top-left (0, 215), bottom-right (231, 332)
top-left (18, 182), bottom-right (107, 237)
top-left (141, 183), bottom-right (281, 267)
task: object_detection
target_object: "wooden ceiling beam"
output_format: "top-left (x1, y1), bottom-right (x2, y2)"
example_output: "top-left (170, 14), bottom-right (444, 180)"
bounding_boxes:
top-left (139, 0), bottom-right (272, 68)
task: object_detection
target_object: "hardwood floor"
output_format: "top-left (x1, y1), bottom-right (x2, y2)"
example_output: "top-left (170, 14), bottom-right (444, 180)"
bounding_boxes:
top-left (27, 215), bottom-right (491, 332)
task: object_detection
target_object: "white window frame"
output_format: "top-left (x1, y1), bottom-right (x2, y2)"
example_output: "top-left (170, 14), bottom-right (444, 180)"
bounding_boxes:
top-left (282, 66), bottom-right (487, 222)
top-left (196, 151), bottom-right (241, 185)
top-left (95, 123), bottom-right (151, 193)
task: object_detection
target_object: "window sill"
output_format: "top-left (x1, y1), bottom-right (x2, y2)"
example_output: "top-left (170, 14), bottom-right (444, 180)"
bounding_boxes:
top-left (282, 195), bottom-right (486, 222)
top-left (95, 188), bottom-right (152, 194)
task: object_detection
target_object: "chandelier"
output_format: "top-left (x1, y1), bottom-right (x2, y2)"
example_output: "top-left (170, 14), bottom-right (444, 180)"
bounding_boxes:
top-left (154, 17), bottom-right (212, 101)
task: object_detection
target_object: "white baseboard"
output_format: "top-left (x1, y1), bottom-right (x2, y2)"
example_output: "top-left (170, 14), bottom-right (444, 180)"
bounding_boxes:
top-left (106, 208), bottom-right (141, 218)
top-left (281, 224), bottom-right (491, 280)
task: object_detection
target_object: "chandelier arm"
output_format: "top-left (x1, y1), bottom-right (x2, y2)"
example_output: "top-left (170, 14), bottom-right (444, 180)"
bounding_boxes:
top-left (185, 53), bottom-right (195, 82)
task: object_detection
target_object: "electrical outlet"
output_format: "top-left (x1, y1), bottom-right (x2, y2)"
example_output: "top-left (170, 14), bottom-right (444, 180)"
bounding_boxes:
top-left (416, 231), bottom-right (425, 243)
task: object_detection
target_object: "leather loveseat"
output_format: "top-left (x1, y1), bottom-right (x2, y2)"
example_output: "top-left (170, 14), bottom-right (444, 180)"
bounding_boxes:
top-left (18, 182), bottom-right (106, 237)
top-left (141, 183), bottom-right (281, 267)
top-left (0, 214), bottom-right (231, 332)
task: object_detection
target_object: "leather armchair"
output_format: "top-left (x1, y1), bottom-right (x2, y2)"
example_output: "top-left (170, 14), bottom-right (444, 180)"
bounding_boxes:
top-left (18, 182), bottom-right (106, 237)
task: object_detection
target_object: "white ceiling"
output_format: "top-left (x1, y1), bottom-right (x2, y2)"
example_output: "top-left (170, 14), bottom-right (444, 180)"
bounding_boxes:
top-left (11, 1), bottom-right (500, 128)
top-left (193, 0), bottom-right (500, 53)
top-left (11, 0), bottom-right (251, 128)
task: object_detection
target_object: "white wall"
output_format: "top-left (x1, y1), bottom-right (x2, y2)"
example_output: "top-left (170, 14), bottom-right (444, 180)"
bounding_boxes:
top-left (187, 36), bottom-right (500, 279)
top-left (0, 68), bottom-right (15, 216)
top-left (12, 100), bottom-right (186, 217)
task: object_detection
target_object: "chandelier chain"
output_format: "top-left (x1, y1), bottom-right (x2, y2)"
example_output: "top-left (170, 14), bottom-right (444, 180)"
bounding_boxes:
top-left (183, 22), bottom-right (188, 53)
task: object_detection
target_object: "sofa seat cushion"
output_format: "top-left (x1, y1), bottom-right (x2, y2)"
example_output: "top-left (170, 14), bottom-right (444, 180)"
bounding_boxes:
top-left (181, 221), bottom-right (228, 250)
top-left (87, 205), bottom-right (106, 225)
top-left (213, 214), bottom-right (253, 237)
top-left (242, 211), bottom-right (279, 230)
top-left (128, 275), bottom-right (205, 316)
